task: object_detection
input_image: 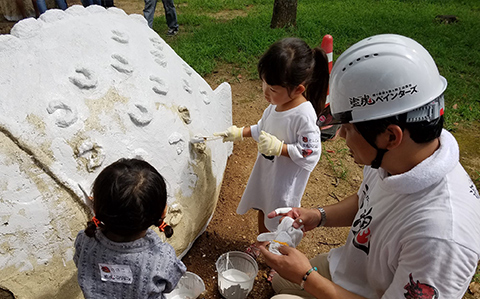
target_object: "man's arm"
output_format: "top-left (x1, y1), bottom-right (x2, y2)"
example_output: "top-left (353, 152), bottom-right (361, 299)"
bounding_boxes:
top-left (268, 193), bottom-right (359, 232)
top-left (322, 193), bottom-right (359, 227)
top-left (260, 245), bottom-right (367, 299)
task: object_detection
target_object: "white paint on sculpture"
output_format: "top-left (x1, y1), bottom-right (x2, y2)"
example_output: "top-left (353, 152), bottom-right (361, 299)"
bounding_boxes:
top-left (0, 5), bottom-right (232, 298)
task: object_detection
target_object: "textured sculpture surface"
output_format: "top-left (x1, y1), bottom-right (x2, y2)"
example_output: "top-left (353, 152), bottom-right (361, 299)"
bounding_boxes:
top-left (0, 5), bottom-right (232, 298)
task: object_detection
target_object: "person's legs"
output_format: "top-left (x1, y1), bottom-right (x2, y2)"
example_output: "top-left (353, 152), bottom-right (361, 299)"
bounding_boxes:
top-left (271, 253), bottom-right (331, 298)
top-left (82, 0), bottom-right (101, 6)
top-left (161, 0), bottom-right (178, 31)
top-left (258, 210), bottom-right (269, 234)
top-left (143, 0), bottom-right (157, 28)
top-left (55, 0), bottom-right (67, 10)
top-left (31, 0), bottom-right (40, 17)
top-left (245, 210), bottom-right (269, 260)
top-left (15, 0), bottom-right (28, 18)
top-left (36, 0), bottom-right (47, 14)
top-left (101, 0), bottom-right (114, 8)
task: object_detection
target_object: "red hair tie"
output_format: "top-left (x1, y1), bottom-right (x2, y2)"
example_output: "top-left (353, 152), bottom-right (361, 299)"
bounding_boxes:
top-left (92, 216), bottom-right (101, 227)
top-left (158, 220), bottom-right (168, 232)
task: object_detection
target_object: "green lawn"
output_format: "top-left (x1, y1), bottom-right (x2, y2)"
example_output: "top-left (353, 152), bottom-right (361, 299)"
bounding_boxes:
top-left (153, 0), bottom-right (480, 129)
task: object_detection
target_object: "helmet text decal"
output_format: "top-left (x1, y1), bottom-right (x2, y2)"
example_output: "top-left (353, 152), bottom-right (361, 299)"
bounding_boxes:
top-left (350, 84), bottom-right (418, 108)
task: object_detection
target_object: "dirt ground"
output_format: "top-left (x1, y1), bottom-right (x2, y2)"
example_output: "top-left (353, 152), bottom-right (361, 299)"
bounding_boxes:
top-left (1, 1), bottom-right (479, 299)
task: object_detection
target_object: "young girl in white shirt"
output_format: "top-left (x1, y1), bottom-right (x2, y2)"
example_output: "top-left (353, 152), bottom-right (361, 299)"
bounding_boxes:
top-left (215, 37), bottom-right (329, 261)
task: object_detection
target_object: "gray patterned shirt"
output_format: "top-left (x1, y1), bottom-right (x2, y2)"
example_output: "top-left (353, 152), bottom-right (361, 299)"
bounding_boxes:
top-left (74, 229), bottom-right (186, 299)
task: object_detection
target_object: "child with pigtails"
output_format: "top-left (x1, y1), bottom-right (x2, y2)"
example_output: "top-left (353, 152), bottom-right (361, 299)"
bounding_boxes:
top-left (74, 158), bottom-right (186, 298)
top-left (215, 37), bottom-right (329, 261)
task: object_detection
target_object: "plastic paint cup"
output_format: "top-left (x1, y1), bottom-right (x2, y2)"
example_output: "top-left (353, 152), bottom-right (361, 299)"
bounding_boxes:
top-left (165, 271), bottom-right (205, 299)
top-left (216, 251), bottom-right (258, 299)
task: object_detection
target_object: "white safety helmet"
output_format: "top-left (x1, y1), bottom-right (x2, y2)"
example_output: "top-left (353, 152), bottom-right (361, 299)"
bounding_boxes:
top-left (329, 34), bottom-right (447, 123)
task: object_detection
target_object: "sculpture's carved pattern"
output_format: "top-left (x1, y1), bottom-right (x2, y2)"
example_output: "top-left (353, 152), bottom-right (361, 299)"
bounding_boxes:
top-left (111, 53), bottom-right (128, 65)
top-left (149, 76), bottom-right (169, 95)
top-left (128, 104), bottom-right (152, 127)
top-left (69, 68), bottom-right (98, 90)
top-left (200, 90), bottom-right (210, 105)
top-left (182, 63), bottom-right (193, 76)
top-left (111, 30), bottom-right (129, 44)
top-left (177, 106), bottom-right (191, 124)
top-left (167, 203), bottom-right (183, 227)
top-left (46, 101), bottom-right (78, 128)
top-left (111, 54), bottom-right (133, 74)
top-left (150, 37), bottom-right (164, 51)
top-left (150, 50), bottom-right (165, 59)
top-left (150, 50), bottom-right (167, 68)
top-left (154, 59), bottom-right (167, 68)
top-left (183, 79), bottom-right (193, 94)
top-left (0, 7), bottom-right (233, 289)
top-left (168, 132), bottom-right (184, 155)
top-left (75, 140), bottom-right (106, 172)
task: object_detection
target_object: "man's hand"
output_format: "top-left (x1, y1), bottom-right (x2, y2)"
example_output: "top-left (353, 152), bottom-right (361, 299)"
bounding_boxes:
top-left (259, 245), bottom-right (312, 285)
top-left (213, 125), bottom-right (244, 142)
top-left (258, 131), bottom-right (283, 156)
top-left (268, 207), bottom-right (322, 232)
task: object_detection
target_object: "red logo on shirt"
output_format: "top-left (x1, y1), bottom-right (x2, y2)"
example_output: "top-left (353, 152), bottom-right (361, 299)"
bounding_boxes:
top-left (352, 185), bottom-right (372, 255)
top-left (101, 266), bottom-right (111, 273)
top-left (302, 149), bottom-right (313, 157)
top-left (302, 136), bottom-right (308, 143)
top-left (404, 273), bottom-right (438, 298)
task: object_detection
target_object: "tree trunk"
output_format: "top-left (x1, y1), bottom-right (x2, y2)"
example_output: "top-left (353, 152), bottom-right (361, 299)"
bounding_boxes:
top-left (270, 0), bottom-right (297, 29)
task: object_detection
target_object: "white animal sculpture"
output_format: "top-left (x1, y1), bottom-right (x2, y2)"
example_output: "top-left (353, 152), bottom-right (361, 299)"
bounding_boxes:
top-left (0, 5), bottom-right (232, 298)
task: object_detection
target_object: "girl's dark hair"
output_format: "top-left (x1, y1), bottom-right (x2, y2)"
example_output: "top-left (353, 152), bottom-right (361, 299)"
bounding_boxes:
top-left (257, 37), bottom-right (330, 116)
top-left (85, 158), bottom-right (173, 238)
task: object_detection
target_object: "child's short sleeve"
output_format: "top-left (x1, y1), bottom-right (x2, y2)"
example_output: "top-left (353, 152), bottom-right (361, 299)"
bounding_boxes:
top-left (286, 115), bottom-right (321, 172)
top-left (151, 243), bottom-right (187, 294)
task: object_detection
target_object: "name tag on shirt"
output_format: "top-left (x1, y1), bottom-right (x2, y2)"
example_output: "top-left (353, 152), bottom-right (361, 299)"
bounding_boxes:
top-left (98, 263), bottom-right (133, 284)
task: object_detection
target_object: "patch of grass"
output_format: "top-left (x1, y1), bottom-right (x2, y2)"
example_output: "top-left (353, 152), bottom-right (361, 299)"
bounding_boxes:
top-left (474, 170), bottom-right (480, 184)
top-left (322, 148), bottom-right (349, 180)
top-left (155, 0), bottom-right (480, 127)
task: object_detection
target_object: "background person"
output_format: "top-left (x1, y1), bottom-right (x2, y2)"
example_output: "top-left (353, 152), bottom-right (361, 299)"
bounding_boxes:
top-left (81, 0), bottom-right (100, 6)
top-left (260, 34), bottom-right (480, 299)
top-left (34, 0), bottom-right (67, 15)
top-left (143, 0), bottom-right (179, 35)
top-left (81, 0), bottom-right (113, 8)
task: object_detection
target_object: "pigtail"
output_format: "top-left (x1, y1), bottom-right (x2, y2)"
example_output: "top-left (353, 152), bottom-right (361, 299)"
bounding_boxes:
top-left (84, 219), bottom-right (98, 238)
top-left (305, 47), bottom-right (329, 116)
top-left (158, 220), bottom-right (174, 238)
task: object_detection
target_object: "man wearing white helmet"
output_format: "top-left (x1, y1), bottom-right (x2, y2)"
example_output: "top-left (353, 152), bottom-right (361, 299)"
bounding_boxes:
top-left (259, 34), bottom-right (480, 299)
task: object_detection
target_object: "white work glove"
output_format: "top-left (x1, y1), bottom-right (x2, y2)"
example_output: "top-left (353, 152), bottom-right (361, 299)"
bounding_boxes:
top-left (258, 131), bottom-right (284, 156)
top-left (257, 216), bottom-right (303, 255)
top-left (213, 125), bottom-right (244, 142)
